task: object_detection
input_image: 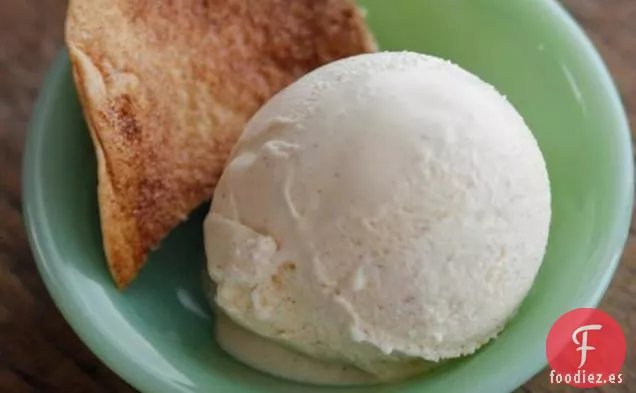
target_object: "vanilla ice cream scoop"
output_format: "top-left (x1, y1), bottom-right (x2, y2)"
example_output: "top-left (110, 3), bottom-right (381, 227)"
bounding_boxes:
top-left (204, 51), bottom-right (551, 382)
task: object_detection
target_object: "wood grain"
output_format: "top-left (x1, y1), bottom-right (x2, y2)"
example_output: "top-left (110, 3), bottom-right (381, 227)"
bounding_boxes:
top-left (0, 0), bottom-right (633, 392)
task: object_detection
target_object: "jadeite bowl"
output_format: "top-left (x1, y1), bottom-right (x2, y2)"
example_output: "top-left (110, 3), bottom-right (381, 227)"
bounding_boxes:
top-left (23, 0), bottom-right (633, 392)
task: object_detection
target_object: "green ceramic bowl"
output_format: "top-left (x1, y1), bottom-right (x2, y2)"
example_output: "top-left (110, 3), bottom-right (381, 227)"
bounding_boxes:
top-left (23, 1), bottom-right (633, 392)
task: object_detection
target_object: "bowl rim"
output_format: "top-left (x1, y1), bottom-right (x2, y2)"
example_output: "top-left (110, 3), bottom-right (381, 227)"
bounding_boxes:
top-left (22, 1), bottom-right (634, 392)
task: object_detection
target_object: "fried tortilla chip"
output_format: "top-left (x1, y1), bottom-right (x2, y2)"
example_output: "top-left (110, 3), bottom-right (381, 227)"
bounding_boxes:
top-left (66, 0), bottom-right (376, 288)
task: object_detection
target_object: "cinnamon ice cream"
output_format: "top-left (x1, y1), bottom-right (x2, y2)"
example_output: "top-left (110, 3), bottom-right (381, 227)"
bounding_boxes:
top-left (204, 51), bottom-right (551, 383)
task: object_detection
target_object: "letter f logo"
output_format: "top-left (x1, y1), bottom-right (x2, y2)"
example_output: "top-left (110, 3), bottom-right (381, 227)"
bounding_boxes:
top-left (572, 324), bottom-right (602, 368)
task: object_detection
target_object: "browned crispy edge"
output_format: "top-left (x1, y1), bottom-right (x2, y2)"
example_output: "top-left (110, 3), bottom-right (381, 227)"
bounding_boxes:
top-left (68, 49), bottom-right (142, 289)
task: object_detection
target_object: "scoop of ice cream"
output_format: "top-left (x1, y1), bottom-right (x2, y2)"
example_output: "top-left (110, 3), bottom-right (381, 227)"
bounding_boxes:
top-left (204, 51), bottom-right (551, 380)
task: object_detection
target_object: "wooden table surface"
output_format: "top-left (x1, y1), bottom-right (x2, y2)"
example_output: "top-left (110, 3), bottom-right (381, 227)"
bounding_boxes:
top-left (0, 1), bottom-right (634, 392)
